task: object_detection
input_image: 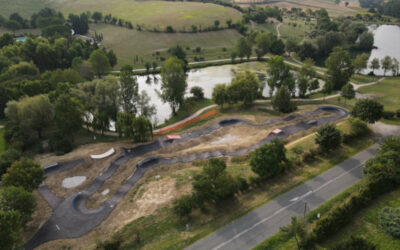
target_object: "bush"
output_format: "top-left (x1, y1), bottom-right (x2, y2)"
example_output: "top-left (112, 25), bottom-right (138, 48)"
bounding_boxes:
top-left (315, 124), bottom-right (342, 153)
top-left (348, 117), bottom-right (369, 136)
top-left (396, 109), bottom-right (400, 118)
top-left (301, 150), bottom-right (315, 163)
top-left (382, 110), bottom-right (395, 120)
top-left (331, 236), bottom-right (376, 250)
top-left (173, 194), bottom-right (195, 218)
top-left (379, 207), bottom-right (400, 239)
top-left (95, 234), bottom-right (124, 250)
top-left (236, 176), bottom-right (249, 192)
top-left (250, 139), bottom-right (287, 179)
top-left (351, 99), bottom-right (383, 123)
top-left (190, 86), bottom-right (204, 100)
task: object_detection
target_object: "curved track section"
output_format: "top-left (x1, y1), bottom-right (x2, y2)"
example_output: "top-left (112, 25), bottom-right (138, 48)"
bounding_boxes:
top-left (24, 106), bottom-right (347, 249)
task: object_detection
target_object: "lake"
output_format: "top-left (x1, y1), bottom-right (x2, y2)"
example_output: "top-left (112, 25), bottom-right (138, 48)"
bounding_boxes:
top-left (364, 25), bottom-right (400, 76)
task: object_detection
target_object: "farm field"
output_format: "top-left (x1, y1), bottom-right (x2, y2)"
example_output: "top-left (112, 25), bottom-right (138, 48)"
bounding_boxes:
top-left (91, 24), bottom-right (241, 67)
top-left (279, 16), bottom-right (316, 42)
top-left (0, 0), bottom-right (242, 30)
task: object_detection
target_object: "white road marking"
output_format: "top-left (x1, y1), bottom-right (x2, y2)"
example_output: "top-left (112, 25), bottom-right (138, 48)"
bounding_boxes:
top-left (211, 163), bottom-right (364, 250)
top-left (290, 190), bottom-right (313, 202)
top-left (56, 224), bottom-right (60, 231)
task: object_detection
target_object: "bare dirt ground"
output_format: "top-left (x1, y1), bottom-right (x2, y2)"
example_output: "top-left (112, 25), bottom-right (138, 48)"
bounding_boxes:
top-left (24, 191), bottom-right (52, 243)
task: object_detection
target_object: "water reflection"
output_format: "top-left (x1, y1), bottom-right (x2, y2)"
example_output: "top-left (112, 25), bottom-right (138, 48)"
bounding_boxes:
top-left (364, 25), bottom-right (400, 76)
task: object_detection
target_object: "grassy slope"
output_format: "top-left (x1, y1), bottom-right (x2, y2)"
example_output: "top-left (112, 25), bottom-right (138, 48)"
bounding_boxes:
top-left (55, 0), bottom-right (241, 30)
top-left (92, 24), bottom-right (241, 67)
top-left (113, 118), bottom-right (375, 249)
top-left (358, 78), bottom-right (400, 111)
top-left (0, 0), bottom-right (52, 18)
top-left (279, 17), bottom-right (316, 43)
top-left (350, 74), bottom-right (381, 84)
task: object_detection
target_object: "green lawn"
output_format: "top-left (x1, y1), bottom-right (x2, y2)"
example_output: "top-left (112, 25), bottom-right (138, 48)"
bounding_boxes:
top-left (91, 24), bottom-right (241, 68)
top-left (351, 74), bottom-right (381, 84)
top-left (106, 118), bottom-right (375, 250)
top-left (358, 78), bottom-right (400, 111)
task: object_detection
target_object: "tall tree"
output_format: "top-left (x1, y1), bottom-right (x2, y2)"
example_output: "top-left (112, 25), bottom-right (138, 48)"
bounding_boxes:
top-left (89, 49), bottom-right (111, 77)
top-left (0, 211), bottom-right (23, 250)
top-left (297, 58), bottom-right (316, 98)
top-left (0, 186), bottom-right (36, 226)
top-left (5, 95), bottom-right (53, 139)
top-left (119, 65), bottom-right (138, 115)
top-left (353, 53), bottom-right (369, 74)
top-left (341, 83), bottom-right (355, 104)
top-left (160, 57), bottom-right (187, 115)
top-left (381, 56), bottom-right (393, 76)
top-left (370, 57), bottom-right (380, 74)
top-left (236, 37), bottom-right (252, 60)
top-left (325, 47), bottom-right (354, 90)
top-left (267, 56), bottom-right (292, 97)
top-left (392, 58), bottom-right (399, 76)
top-left (351, 99), bottom-right (383, 123)
top-left (272, 85), bottom-right (296, 113)
top-left (2, 158), bottom-right (45, 192)
top-left (212, 84), bottom-right (228, 108)
top-left (315, 123), bottom-right (342, 152)
top-left (227, 71), bottom-right (260, 106)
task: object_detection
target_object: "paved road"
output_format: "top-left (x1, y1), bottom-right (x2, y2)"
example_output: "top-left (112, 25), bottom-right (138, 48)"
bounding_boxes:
top-left (186, 143), bottom-right (380, 250)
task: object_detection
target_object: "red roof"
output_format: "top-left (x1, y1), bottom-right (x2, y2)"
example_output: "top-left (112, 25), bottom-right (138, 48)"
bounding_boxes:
top-left (166, 135), bottom-right (181, 140)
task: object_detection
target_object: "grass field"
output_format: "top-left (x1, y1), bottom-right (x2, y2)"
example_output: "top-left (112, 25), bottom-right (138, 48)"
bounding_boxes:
top-left (279, 17), bottom-right (316, 43)
top-left (351, 74), bottom-right (381, 84)
top-left (265, 0), bottom-right (357, 16)
top-left (91, 24), bottom-right (241, 67)
top-left (0, 0), bottom-right (242, 30)
top-left (358, 78), bottom-right (400, 111)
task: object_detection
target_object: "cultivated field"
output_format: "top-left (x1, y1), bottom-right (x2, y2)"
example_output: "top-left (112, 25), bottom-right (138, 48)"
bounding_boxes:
top-left (0, 0), bottom-right (242, 30)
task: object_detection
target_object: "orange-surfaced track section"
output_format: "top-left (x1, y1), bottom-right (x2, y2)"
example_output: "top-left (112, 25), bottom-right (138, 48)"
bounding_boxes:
top-left (155, 109), bottom-right (220, 135)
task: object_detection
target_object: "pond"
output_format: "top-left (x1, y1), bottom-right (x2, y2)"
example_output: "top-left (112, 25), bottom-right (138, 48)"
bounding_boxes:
top-left (136, 61), bottom-right (270, 125)
top-left (15, 37), bottom-right (26, 42)
top-left (364, 25), bottom-right (400, 76)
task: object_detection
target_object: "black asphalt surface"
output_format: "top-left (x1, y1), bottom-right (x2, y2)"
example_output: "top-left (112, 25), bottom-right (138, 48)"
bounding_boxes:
top-left (24, 106), bottom-right (347, 249)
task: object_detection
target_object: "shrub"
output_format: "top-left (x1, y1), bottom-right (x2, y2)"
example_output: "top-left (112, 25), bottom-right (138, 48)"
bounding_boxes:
top-left (348, 117), bottom-right (369, 136)
top-left (236, 176), bottom-right (249, 192)
top-left (315, 124), bottom-right (342, 152)
top-left (396, 109), bottom-right (400, 118)
top-left (379, 207), bottom-right (400, 239)
top-left (351, 99), bottom-right (383, 123)
top-left (190, 86), bottom-right (204, 100)
top-left (173, 194), bottom-right (195, 218)
top-left (382, 110), bottom-right (395, 120)
top-left (331, 236), bottom-right (376, 250)
top-left (250, 139), bottom-right (287, 179)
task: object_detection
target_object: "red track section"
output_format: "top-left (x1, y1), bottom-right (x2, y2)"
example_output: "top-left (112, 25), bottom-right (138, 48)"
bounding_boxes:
top-left (155, 109), bottom-right (219, 135)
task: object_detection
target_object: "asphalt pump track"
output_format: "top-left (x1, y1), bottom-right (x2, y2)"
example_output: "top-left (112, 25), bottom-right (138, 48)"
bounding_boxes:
top-left (24, 106), bottom-right (347, 249)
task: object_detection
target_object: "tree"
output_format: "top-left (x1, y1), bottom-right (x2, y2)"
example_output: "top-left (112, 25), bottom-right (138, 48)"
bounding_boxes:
top-left (255, 32), bottom-right (272, 59)
top-left (391, 58), bottom-right (399, 76)
top-left (272, 86), bottom-right (296, 113)
top-left (89, 49), bottom-right (111, 76)
top-left (119, 65), bottom-right (138, 115)
top-left (52, 94), bottom-right (83, 154)
top-left (212, 84), bottom-right (228, 108)
top-left (250, 139), bottom-right (287, 179)
top-left (280, 217), bottom-right (308, 250)
top-left (227, 71), bottom-right (259, 106)
top-left (341, 83), bottom-right (355, 103)
top-left (0, 148), bottom-right (21, 178)
top-left (353, 53), bottom-right (369, 74)
top-left (145, 62), bottom-right (151, 73)
top-left (69, 13), bottom-right (89, 35)
top-left (0, 186), bottom-right (36, 226)
top-left (325, 47), bottom-right (354, 90)
top-left (5, 95), bottom-right (53, 139)
top-left (351, 99), bottom-right (383, 123)
top-left (190, 86), bottom-right (204, 100)
top-left (169, 45), bottom-right (187, 66)
top-left (193, 158), bottom-right (238, 203)
top-left (92, 12), bottom-right (103, 23)
top-left (0, 211), bottom-right (23, 250)
top-left (332, 236), bottom-right (376, 250)
top-left (137, 90), bottom-right (156, 119)
top-left (160, 57), bottom-right (187, 114)
top-left (297, 58), bottom-right (316, 98)
top-left (267, 56), bottom-right (292, 97)
top-left (214, 20), bottom-right (220, 28)
top-left (2, 158), bottom-right (45, 192)
top-left (315, 123), bottom-right (342, 152)
top-left (381, 56), bottom-right (393, 76)
top-left (370, 58), bottom-right (380, 74)
top-left (358, 32), bottom-right (374, 51)
top-left (4, 20), bottom-right (21, 34)
top-left (236, 37), bottom-right (252, 60)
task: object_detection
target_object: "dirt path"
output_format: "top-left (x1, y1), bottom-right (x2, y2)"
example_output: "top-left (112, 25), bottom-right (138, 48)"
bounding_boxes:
top-left (276, 22), bottom-right (282, 39)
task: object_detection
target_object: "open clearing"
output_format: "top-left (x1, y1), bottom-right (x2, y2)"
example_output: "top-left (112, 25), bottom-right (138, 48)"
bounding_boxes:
top-left (0, 0), bottom-right (242, 30)
top-left (358, 78), bottom-right (400, 111)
